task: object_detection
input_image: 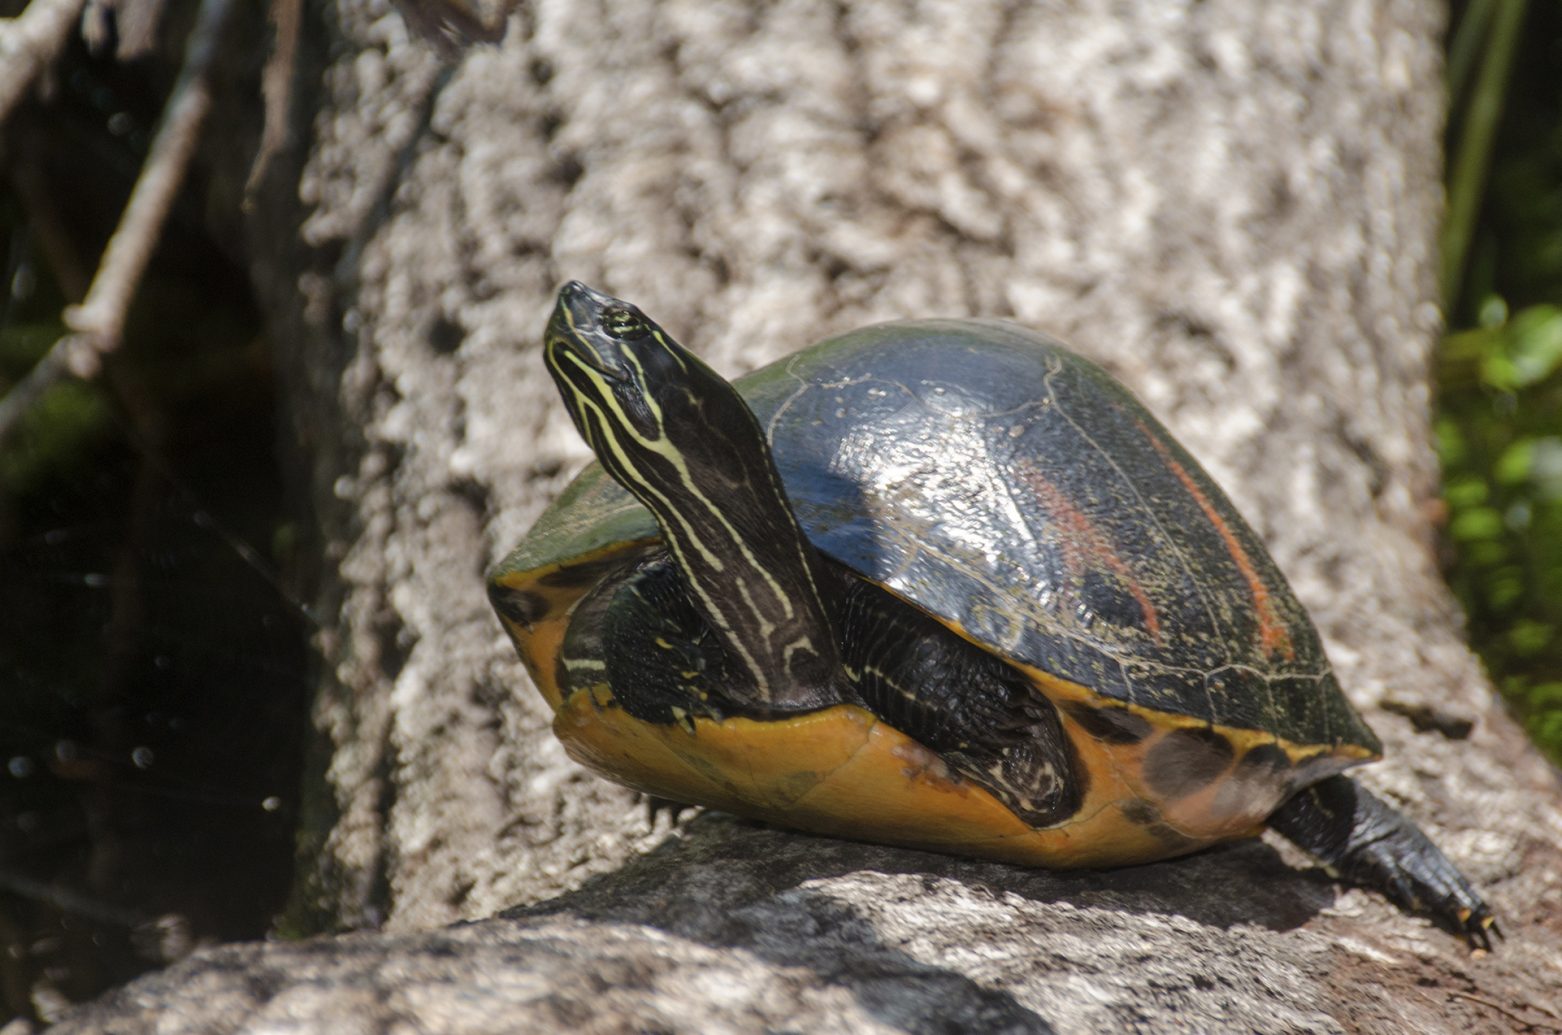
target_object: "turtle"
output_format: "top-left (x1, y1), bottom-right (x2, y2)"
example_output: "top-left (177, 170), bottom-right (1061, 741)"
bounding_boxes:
top-left (488, 281), bottom-right (1496, 946)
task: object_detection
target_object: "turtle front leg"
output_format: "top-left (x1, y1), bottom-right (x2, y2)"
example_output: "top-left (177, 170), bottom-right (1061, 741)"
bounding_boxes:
top-left (1267, 776), bottom-right (1498, 949)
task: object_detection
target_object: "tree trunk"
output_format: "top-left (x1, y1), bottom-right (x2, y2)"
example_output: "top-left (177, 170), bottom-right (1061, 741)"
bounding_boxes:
top-left (60, 0), bottom-right (1562, 1031)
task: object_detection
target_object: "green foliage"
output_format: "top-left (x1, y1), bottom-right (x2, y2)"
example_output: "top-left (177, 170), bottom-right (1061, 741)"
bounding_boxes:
top-left (0, 322), bottom-right (115, 492)
top-left (1439, 1), bottom-right (1562, 761)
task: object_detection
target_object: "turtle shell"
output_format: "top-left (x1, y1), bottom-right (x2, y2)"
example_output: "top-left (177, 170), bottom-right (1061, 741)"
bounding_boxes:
top-left (493, 319), bottom-right (1380, 763)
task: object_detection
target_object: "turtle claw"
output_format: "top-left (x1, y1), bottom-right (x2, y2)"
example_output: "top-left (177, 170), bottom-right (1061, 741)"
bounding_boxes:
top-left (644, 794), bottom-right (697, 827)
top-left (1458, 909), bottom-right (1501, 954)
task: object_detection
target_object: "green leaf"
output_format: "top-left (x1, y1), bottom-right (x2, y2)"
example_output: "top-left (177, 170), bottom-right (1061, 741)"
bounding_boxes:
top-left (1507, 304), bottom-right (1562, 387)
top-left (1494, 439), bottom-right (1533, 484)
top-left (1509, 619), bottom-right (1556, 656)
top-left (1465, 538), bottom-right (1508, 567)
top-left (1435, 417), bottom-right (1468, 466)
top-left (1449, 505), bottom-right (1505, 541)
top-left (1488, 571), bottom-right (1525, 610)
top-left (1478, 294), bottom-right (1510, 328)
top-left (1530, 437), bottom-right (1562, 499)
top-left (1528, 682), bottom-right (1562, 709)
top-left (1443, 475), bottom-right (1489, 509)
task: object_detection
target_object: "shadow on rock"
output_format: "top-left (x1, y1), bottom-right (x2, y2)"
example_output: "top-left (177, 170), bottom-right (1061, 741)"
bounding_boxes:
top-left (510, 817), bottom-right (1053, 1033)
top-left (506, 812), bottom-right (1333, 1031)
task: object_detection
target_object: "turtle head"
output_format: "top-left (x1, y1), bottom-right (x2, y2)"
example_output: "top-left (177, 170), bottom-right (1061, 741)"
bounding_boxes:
top-left (543, 281), bottom-right (752, 488)
top-left (541, 280), bottom-right (842, 710)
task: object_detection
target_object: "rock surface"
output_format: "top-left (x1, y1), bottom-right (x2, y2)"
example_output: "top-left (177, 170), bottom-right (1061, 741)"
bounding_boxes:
top-left (55, 820), bottom-right (1562, 1033)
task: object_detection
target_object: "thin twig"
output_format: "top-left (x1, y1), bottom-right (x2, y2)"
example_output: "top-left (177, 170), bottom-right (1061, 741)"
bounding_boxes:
top-left (390, 0), bottom-right (509, 58)
top-left (0, 0), bottom-right (88, 132)
top-left (7, 143), bottom-right (93, 299)
top-left (65, 0), bottom-right (233, 347)
top-left (243, 0), bottom-right (302, 202)
top-left (0, 866), bottom-right (150, 929)
top-left (0, 0), bottom-right (236, 446)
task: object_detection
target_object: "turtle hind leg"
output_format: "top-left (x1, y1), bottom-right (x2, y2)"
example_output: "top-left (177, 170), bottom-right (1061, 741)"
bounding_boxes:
top-left (837, 576), bottom-right (1083, 827)
top-left (1267, 775), bottom-right (1498, 949)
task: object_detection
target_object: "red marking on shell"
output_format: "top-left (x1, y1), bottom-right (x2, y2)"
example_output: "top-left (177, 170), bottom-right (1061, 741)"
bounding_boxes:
top-left (1018, 460), bottom-right (1163, 644)
top-left (1137, 422), bottom-right (1295, 661)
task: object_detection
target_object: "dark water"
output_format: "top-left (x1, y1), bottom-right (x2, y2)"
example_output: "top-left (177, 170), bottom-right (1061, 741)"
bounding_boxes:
top-left (0, 380), bottom-right (309, 1024)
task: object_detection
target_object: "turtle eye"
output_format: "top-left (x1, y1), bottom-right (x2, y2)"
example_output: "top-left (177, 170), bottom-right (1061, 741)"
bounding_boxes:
top-left (602, 306), bottom-right (649, 340)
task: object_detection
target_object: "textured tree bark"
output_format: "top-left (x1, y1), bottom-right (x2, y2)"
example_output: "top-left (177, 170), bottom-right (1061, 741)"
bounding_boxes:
top-left (60, 0), bottom-right (1562, 1032)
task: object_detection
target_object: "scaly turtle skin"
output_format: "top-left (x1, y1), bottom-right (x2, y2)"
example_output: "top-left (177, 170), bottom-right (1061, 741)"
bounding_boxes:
top-left (489, 282), bottom-right (1496, 947)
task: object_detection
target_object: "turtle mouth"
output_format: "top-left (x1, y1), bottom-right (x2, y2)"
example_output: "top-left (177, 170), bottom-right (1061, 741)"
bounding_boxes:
top-left (547, 284), bottom-right (628, 381)
top-left (546, 331), bottom-right (619, 377)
